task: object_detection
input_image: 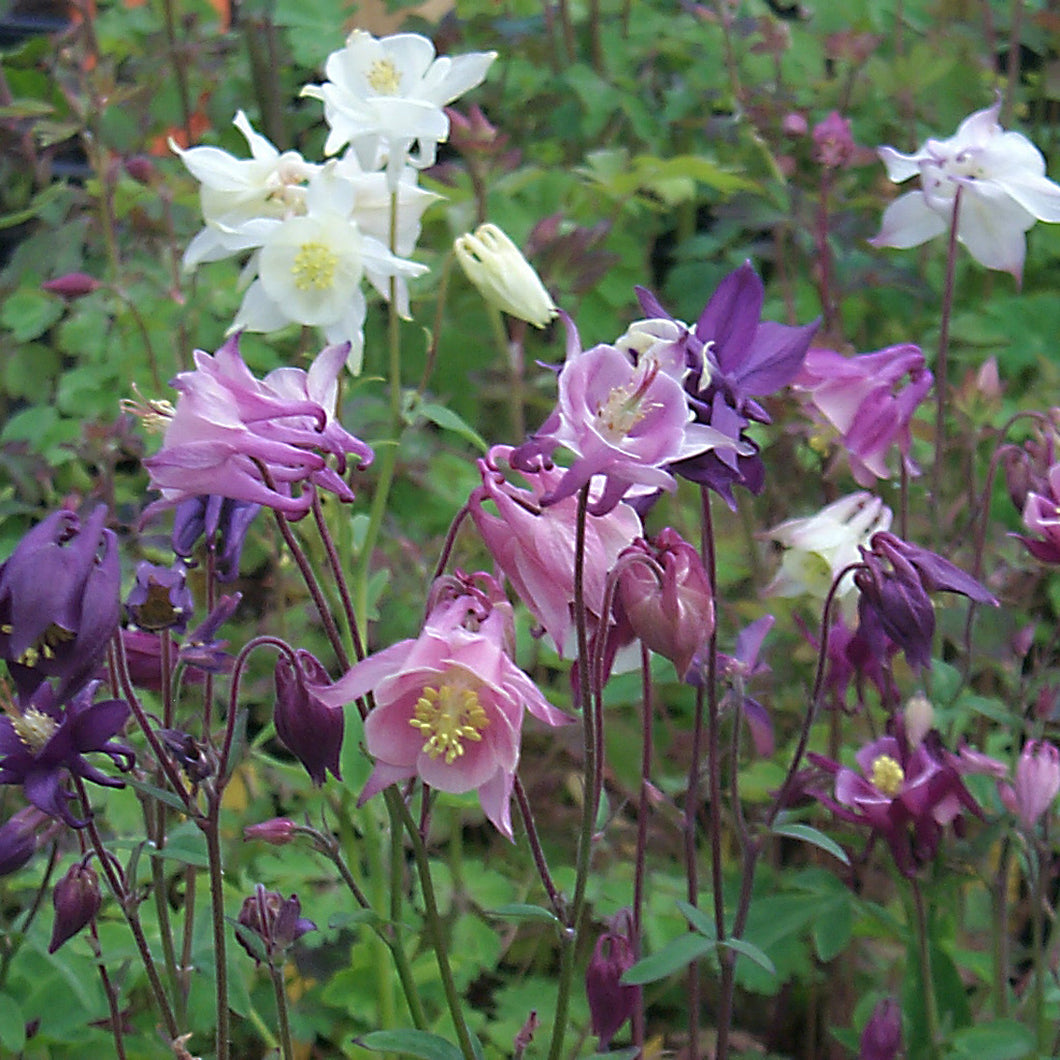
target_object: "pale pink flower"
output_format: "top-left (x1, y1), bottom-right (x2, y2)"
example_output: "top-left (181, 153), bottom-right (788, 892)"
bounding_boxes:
top-left (310, 576), bottom-right (570, 839)
top-left (999, 740), bottom-right (1060, 828)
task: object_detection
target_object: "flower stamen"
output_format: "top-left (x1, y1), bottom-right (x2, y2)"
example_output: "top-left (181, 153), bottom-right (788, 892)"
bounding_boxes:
top-left (870, 754), bottom-right (905, 797)
top-left (367, 57), bottom-right (401, 95)
top-left (292, 242), bottom-right (339, 291)
top-left (410, 684), bottom-right (489, 764)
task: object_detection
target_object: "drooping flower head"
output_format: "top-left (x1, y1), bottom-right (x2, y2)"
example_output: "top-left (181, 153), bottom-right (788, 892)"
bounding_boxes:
top-left (469, 444), bottom-right (642, 658)
top-left (0, 506), bottom-right (120, 703)
top-left (274, 649), bottom-right (344, 786)
top-left (301, 30), bottom-right (497, 188)
top-left (871, 96), bottom-right (1060, 281)
top-left (585, 908), bottom-right (640, 1051)
top-left (141, 337), bottom-right (373, 519)
top-left (49, 859), bottom-right (101, 953)
top-left (0, 679), bottom-right (134, 826)
top-left (308, 573), bottom-right (570, 840)
top-left (636, 263), bottom-right (819, 507)
top-left (999, 739), bottom-right (1060, 829)
top-left (171, 495), bottom-right (261, 583)
top-left (794, 344), bottom-right (933, 487)
top-left (859, 998), bottom-right (903, 1060)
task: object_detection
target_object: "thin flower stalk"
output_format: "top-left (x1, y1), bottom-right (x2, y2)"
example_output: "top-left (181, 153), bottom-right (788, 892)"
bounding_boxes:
top-left (631, 641), bottom-right (653, 1050)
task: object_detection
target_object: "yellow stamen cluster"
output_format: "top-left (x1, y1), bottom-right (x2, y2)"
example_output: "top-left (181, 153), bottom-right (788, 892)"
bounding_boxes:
top-left (120, 384), bottom-right (176, 433)
top-left (596, 383), bottom-right (648, 439)
top-left (870, 754), bottom-right (905, 797)
top-left (292, 242), bottom-right (339, 291)
top-left (1, 622), bottom-right (74, 668)
top-left (409, 684), bottom-right (490, 765)
top-left (0, 674), bottom-right (57, 753)
top-left (367, 57), bottom-right (402, 95)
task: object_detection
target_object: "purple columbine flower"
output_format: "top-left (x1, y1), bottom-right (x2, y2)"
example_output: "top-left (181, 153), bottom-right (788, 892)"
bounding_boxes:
top-left (854, 532), bottom-right (996, 671)
top-left (141, 337), bottom-right (373, 520)
top-left (585, 908), bottom-right (640, 1051)
top-left (125, 561), bottom-right (194, 633)
top-left (0, 506), bottom-right (120, 703)
top-left (235, 884), bottom-right (316, 967)
top-left (177, 594), bottom-right (241, 674)
top-left (1017, 461), bottom-right (1060, 564)
top-left (0, 680), bottom-right (134, 825)
top-left (859, 998), bottom-right (902, 1060)
top-left (0, 805), bottom-right (52, 877)
top-left (637, 263), bottom-right (819, 508)
top-left (171, 495), bottom-right (261, 582)
top-left (794, 344), bottom-right (933, 487)
top-left (274, 649), bottom-right (344, 787)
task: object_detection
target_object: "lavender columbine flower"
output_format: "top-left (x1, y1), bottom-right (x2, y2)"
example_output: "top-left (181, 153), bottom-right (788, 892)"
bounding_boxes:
top-left (637, 263), bottom-right (819, 507)
top-left (0, 507), bottom-right (120, 703)
top-left (172, 495), bottom-right (261, 582)
top-left (274, 649), bottom-right (344, 786)
top-left (0, 680), bottom-right (134, 825)
top-left (141, 337), bottom-right (373, 520)
top-left (794, 344), bottom-right (933, 487)
top-left (999, 740), bottom-right (1060, 829)
top-left (125, 561), bottom-right (194, 633)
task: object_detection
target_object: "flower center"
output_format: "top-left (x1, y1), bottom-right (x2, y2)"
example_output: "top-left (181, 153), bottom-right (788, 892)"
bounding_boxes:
top-left (11, 707), bottom-right (58, 752)
top-left (292, 242), bottom-right (338, 291)
top-left (120, 384), bottom-right (176, 433)
top-left (595, 360), bottom-right (661, 441)
top-left (1, 622), bottom-right (75, 668)
top-left (870, 754), bottom-right (905, 797)
top-left (367, 57), bottom-right (401, 95)
top-left (409, 684), bottom-right (489, 765)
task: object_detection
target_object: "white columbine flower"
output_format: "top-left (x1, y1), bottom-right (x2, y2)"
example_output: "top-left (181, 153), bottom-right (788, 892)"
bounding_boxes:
top-left (173, 111), bottom-right (319, 270)
top-left (763, 492), bottom-right (892, 615)
top-left (871, 96), bottom-right (1060, 281)
top-left (454, 223), bottom-right (557, 328)
top-left (228, 164), bottom-right (428, 373)
top-left (302, 30), bottom-right (496, 188)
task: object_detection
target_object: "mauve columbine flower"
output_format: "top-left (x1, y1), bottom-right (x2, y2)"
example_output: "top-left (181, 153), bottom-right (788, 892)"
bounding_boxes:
top-left (813, 111), bottom-right (856, 168)
top-left (171, 495), bottom-right (261, 583)
top-left (637, 263), bottom-right (819, 507)
top-left (0, 679), bottom-right (134, 826)
top-left (871, 96), bottom-right (1060, 282)
top-left (48, 859), bottom-right (101, 953)
top-left (125, 561), bottom-right (194, 634)
top-left (794, 344), bottom-right (933, 487)
top-left (999, 740), bottom-right (1060, 829)
top-left (308, 574), bottom-right (570, 840)
top-left (859, 998), bottom-right (902, 1060)
top-left (1018, 462), bottom-right (1060, 564)
top-left (274, 649), bottom-right (344, 786)
top-left (141, 336), bottom-right (372, 520)
top-left (0, 506), bottom-right (120, 703)
top-left (585, 908), bottom-right (640, 1051)
top-left (235, 884), bottom-right (316, 966)
top-left (469, 444), bottom-right (643, 658)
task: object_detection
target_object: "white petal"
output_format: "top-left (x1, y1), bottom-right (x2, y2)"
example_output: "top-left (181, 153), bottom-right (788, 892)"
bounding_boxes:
top-left (877, 145), bottom-right (924, 183)
top-left (953, 96), bottom-right (1002, 146)
top-left (870, 191), bottom-right (948, 249)
top-left (957, 186), bottom-right (1031, 278)
top-left (232, 110), bottom-right (279, 163)
top-left (232, 280), bottom-right (292, 333)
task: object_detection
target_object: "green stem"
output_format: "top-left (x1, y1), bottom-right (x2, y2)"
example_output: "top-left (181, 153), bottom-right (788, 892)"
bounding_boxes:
top-left (203, 804), bottom-right (230, 1060)
top-left (270, 963), bottom-right (296, 1060)
top-left (910, 877), bottom-right (939, 1059)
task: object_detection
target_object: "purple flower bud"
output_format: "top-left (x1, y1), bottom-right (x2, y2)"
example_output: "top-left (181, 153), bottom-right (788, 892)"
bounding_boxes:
top-left (0, 806), bottom-right (50, 877)
top-left (235, 884), bottom-right (315, 966)
top-left (585, 909), bottom-right (640, 1050)
top-left (274, 650), bottom-right (343, 786)
top-left (41, 273), bottom-right (101, 300)
top-left (125, 562), bottom-right (194, 633)
top-left (616, 528), bottom-right (714, 680)
top-left (49, 861), bottom-right (101, 953)
top-left (859, 998), bottom-right (902, 1060)
top-left (813, 111), bottom-right (857, 168)
top-left (243, 818), bottom-right (297, 846)
top-left (0, 506), bottom-right (121, 703)
top-left (123, 155), bottom-right (157, 185)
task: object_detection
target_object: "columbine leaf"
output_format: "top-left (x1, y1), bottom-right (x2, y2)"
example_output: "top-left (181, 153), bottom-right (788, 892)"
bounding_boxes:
top-left (771, 821), bottom-right (850, 865)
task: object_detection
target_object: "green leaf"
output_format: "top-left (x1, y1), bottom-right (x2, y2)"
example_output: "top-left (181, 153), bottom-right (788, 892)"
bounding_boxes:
top-left (415, 401), bottom-right (488, 453)
top-left (358, 1029), bottom-right (466, 1060)
top-left (1, 288), bottom-right (64, 342)
top-left (0, 993), bottom-right (25, 1051)
top-left (771, 821), bottom-right (851, 865)
top-left (718, 937), bottom-right (776, 976)
top-left (622, 933), bottom-right (715, 985)
top-left (948, 1020), bottom-right (1034, 1060)
top-left (486, 903), bottom-right (560, 924)
top-left (123, 775), bottom-right (197, 815)
top-left (675, 899), bottom-right (716, 938)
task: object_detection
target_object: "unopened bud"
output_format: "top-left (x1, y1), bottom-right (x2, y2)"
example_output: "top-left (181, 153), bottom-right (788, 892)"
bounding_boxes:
top-left (49, 861), bottom-right (101, 953)
top-left (454, 223), bottom-right (557, 329)
top-left (244, 818), bottom-right (298, 846)
top-left (42, 272), bottom-right (101, 300)
top-left (859, 997), bottom-right (902, 1060)
top-left (903, 692), bottom-right (933, 748)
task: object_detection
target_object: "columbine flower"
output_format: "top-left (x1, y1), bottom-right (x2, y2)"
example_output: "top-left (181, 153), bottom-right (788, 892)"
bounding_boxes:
top-left (585, 909), bottom-right (640, 1051)
top-left (0, 806), bottom-right (52, 877)
top-left (454, 223), bottom-right (557, 328)
top-left (813, 111), bottom-right (857, 168)
top-left (235, 884), bottom-right (316, 967)
top-left (49, 860), bottom-right (101, 953)
top-left (999, 739), bottom-right (1060, 829)
top-left (0, 506), bottom-right (120, 703)
top-left (0, 679), bottom-right (134, 826)
top-left (871, 96), bottom-right (1060, 281)
top-left (301, 30), bottom-right (496, 188)
top-left (469, 444), bottom-right (642, 658)
top-left (794, 344), bottom-right (933, 486)
top-left (125, 562), bottom-right (194, 634)
top-left (171, 495), bottom-right (261, 583)
top-left (308, 575), bottom-right (570, 840)
top-left (859, 998), bottom-right (902, 1060)
top-left (274, 649), bottom-right (343, 786)
top-left (141, 337), bottom-right (372, 519)
top-left (764, 492), bottom-right (892, 615)
top-left (637, 262), bottom-right (819, 507)
top-left (228, 165), bottom-right (428, 372)
top-left (1018, 461), bottom-right (1060, 564)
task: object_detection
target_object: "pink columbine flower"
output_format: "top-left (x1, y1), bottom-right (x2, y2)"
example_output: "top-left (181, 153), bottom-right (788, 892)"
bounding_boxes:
top-left (469, 445), bottom-right (642, 657)
top-left (1018, 462), bottom-right (1060, 563)
top-left (999, 740), bottom-right (1060, 829)
top-left (308, 575), bottom-right (570, 840)
top-left (141, 336), bottom-right (372, 520)
top-left (794, 344), bottom-right (933, 487)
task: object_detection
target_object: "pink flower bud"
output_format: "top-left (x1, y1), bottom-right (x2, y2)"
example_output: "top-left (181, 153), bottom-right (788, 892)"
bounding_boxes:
top-left (244, 818), bottom-right (298, 846)
top-left (617, 528), bottom-right (714, 680)
top-left (42, 272), bottom-right (101, 300)
top-left (123, 155), bottom-right (157, 185)
top-left (859, 998), bottom-right (902, 1060)
top-left (782, 112), bottom-right (808, 137)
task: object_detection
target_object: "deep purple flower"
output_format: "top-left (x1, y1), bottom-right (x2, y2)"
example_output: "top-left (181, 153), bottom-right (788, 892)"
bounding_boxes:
top-left (854, 532), bottom-right (996, 670)
top-left (274, 649), bottom-right (344, 786)
top-left (794, 344), bottom-right (933, 486)
top-left (177, 594), bottom-right (241, 674)
top-left (0, 805), bottom-right (51, 877)
top-left (142, 336), bottom-right (373, 520)
top-left (859, 998), bottom-right (902, 1060)
top-left (585, 908), bottom-right (640, 1050)
top-left (639, 263), bottom-right (819, 507)
top-left (711, 615), bottom-right (776, 756)
top-left (126, 562), bottom-right (194, 633)
top-left (171, 495), bottom-right (261, 582)
top-left (235, 884), bottom-right (316, 966)
top-left (811, 732), bottom-right (984, 875)
top-left (0, 506), bottom-right (120, 703)
top-left (49, 860), bottom-right (101, 953)
top-left (0, 681), bottom-right (133, 825)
